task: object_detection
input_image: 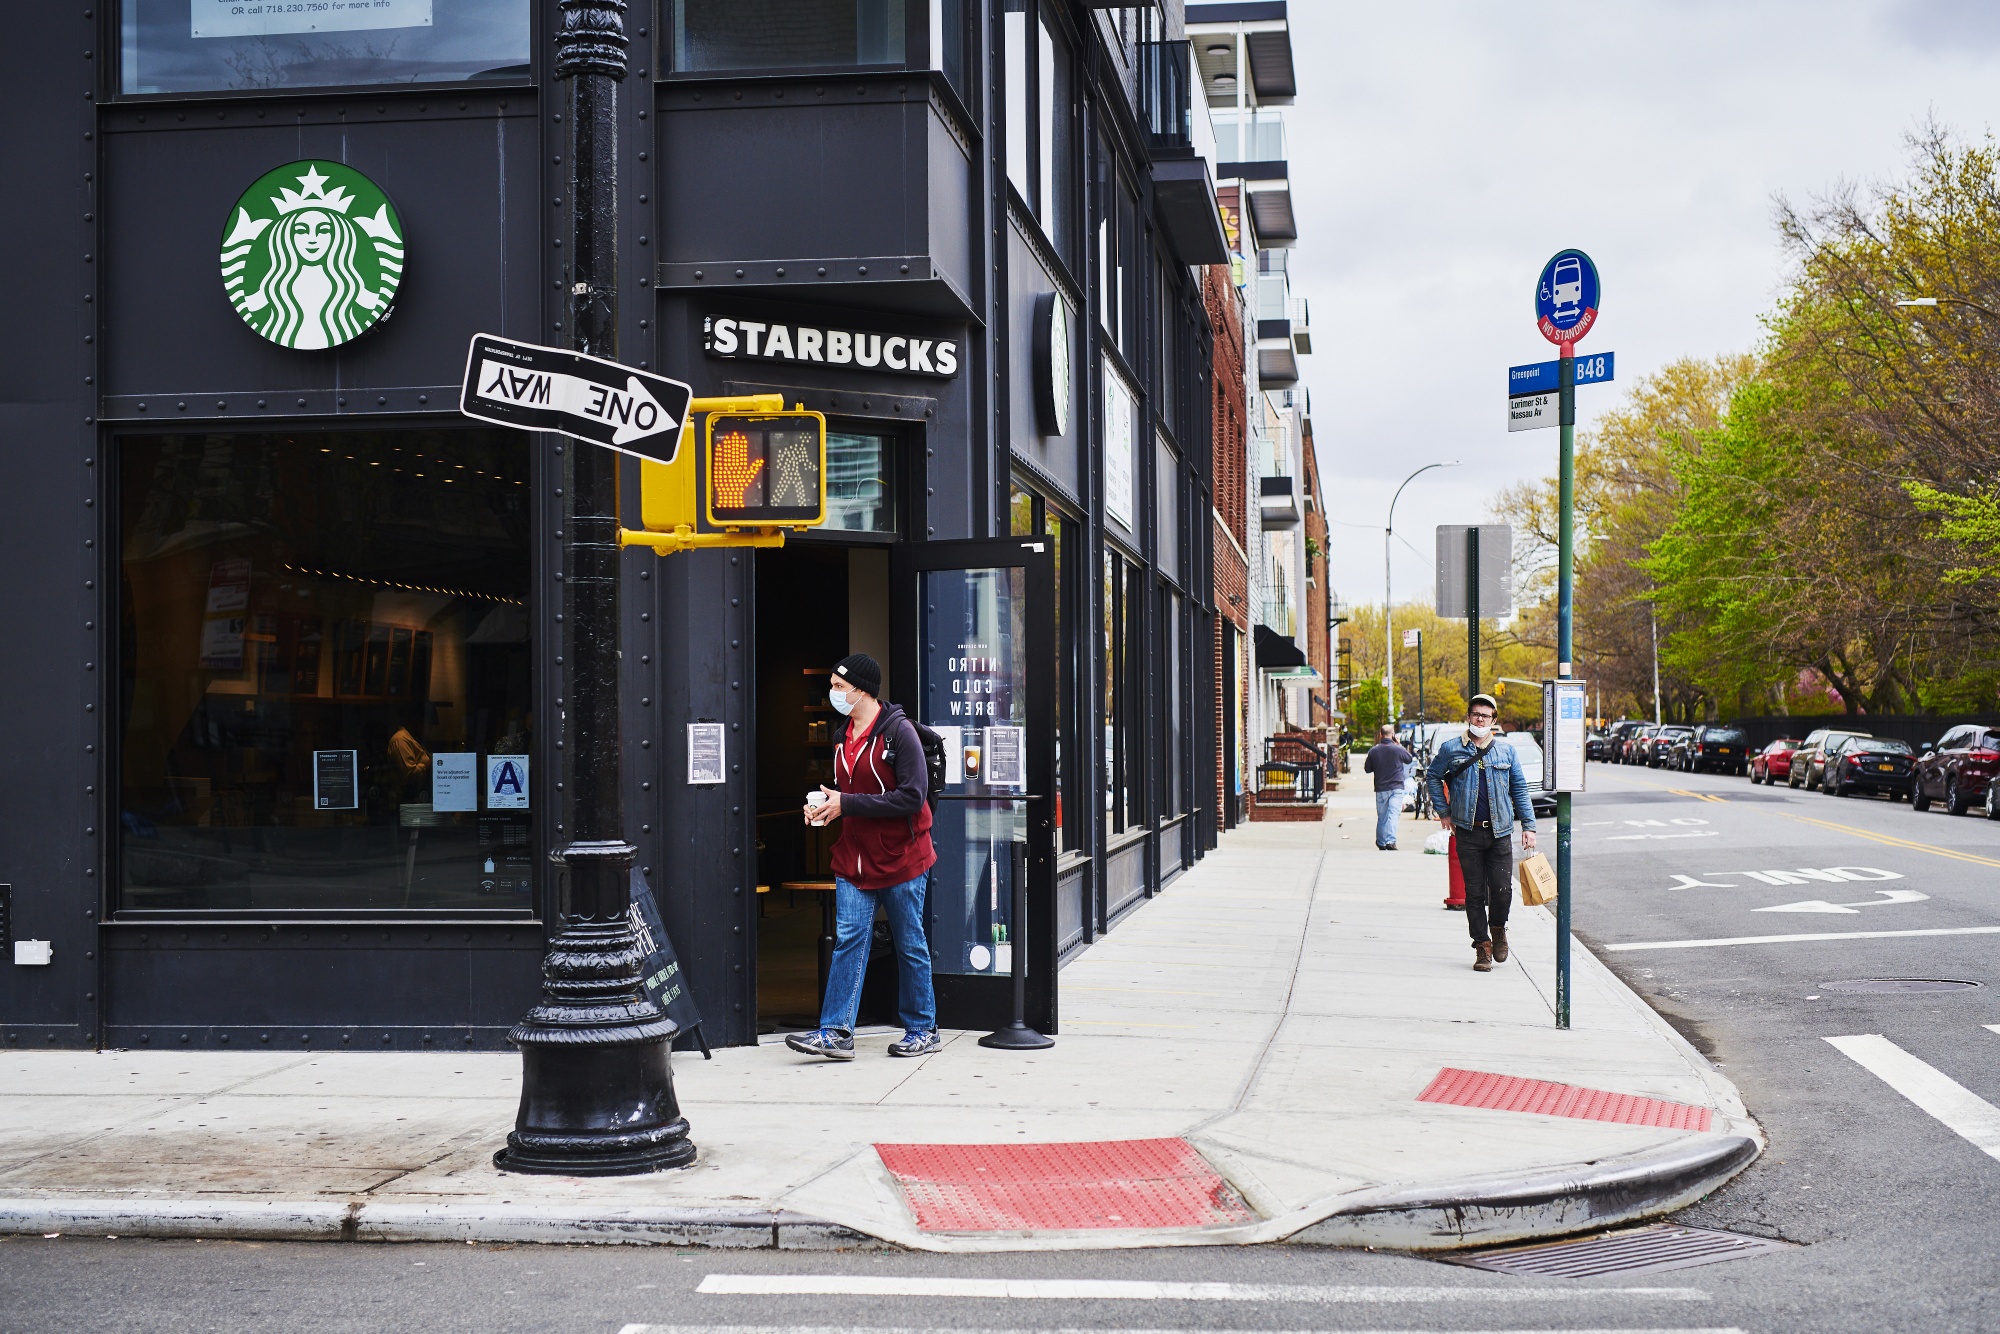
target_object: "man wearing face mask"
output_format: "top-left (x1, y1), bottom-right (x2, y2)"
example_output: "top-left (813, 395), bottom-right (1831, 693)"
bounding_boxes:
top-left (787, 653), bottom-right (939, 1061)
top-left (1425, 694), bottom-right (1537, 972)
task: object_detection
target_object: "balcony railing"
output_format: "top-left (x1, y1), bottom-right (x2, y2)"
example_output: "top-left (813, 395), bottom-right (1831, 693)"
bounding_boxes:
top-left (1213, 110), bottom-right (1286, 164)
top-left (1139, 39), bottom-right (1193, 153)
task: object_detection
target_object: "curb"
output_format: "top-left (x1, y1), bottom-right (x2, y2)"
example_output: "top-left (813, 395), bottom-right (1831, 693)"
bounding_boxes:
top-left (0, 1136), bottom-right (1754, 1253)
top-left (0, 1199), bottom-right (886, 1251)
top-left (1281, 1133), bottom-right (1761, 1251)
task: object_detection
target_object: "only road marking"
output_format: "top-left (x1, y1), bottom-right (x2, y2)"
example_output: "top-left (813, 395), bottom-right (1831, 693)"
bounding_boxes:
top-left (1606, 925), bottom-right (2000, 952)
top-left (693, 1276), bottom-right (1710, 1302)
top-left (1826, 1033), bottom-right (2000, 1163)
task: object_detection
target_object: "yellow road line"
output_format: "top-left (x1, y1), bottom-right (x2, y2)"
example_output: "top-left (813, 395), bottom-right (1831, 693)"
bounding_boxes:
top-left (1775, 811), bottom-right (2000, 869)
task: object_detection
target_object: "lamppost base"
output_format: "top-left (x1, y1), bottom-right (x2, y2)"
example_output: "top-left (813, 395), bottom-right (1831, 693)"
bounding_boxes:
top-left (978, 1022), bottom-right (1054, 1051)
top-left (493, 1118), bottom-right (697, 1176)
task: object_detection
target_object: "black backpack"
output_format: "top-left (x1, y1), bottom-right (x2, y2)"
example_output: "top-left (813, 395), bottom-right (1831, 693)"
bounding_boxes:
top-left (909, 719), bottom-right (948, 808)
top-left (877, 714), bottom-right (948, 809)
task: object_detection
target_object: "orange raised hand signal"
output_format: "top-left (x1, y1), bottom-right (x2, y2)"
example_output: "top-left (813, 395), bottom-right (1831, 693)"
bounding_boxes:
top-left (711, 428), bottom-right (764, 509)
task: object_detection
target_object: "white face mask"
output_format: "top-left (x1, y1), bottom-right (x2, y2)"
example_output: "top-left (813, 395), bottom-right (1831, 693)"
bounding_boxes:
top-left (1467, 721), bottom-right (1494, 739)
top-left (828, 688), bottom-right (856, 716)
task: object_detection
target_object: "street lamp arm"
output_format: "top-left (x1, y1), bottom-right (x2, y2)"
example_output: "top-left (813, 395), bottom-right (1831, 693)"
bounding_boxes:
top-left (1383, 461), bottom-right (1462, 725)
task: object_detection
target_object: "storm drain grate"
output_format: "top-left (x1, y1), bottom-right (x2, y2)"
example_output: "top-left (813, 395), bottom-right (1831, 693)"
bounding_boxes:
top-left (1446, 1223), bottom-right (1794, 1277)
top-left (1822, 977), bottom-right (1982, 994)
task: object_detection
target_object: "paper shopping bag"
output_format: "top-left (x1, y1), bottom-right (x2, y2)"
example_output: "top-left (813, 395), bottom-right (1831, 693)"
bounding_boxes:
top-left (1518, 852), bottom-right (1558, 906)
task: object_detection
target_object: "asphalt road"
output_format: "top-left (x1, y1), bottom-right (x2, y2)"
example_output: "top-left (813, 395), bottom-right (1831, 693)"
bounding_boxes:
top-left (6, 764), bottom-right (2000, 1332)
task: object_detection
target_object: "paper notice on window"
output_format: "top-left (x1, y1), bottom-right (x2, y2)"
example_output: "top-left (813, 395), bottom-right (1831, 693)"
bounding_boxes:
top-left (430, 753), bottom-right (478, 812)
top-left (687, 723), bottom-right (725, 785)
top-left (192, 0), bottom-right (434, 40)
top-left (985, 726), bottom-right (1025, 788)
top-left (934, 725), bottom-right (963, 786)
top-left (313, 749), bottom-right (358, 811)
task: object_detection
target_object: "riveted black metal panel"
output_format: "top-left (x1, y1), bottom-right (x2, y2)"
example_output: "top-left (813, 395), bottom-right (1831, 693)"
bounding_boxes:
top-left (99, 95), bottom-right (541, 405)
top-left (0, 3), bottom-right (103, 1048)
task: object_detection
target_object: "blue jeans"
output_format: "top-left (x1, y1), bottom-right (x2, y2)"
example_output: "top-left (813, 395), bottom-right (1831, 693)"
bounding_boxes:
top-left (1375, 788), bottom-right (1403, 847)
top-left (818, 872), bottom-right (936, 1035)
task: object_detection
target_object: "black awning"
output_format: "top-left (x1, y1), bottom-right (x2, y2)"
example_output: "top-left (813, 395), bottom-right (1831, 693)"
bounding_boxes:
top-left (1255, 623), bottom-right (1306, 668)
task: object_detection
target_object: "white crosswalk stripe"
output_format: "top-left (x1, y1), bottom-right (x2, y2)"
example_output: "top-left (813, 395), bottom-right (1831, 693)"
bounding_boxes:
top-left (1827, 1033), bottom-right (2000, 1162)
top-left (691, 1276), bottom-right (1710, 1302)
top-left (626, 1327), bottom-right (1745, 1334)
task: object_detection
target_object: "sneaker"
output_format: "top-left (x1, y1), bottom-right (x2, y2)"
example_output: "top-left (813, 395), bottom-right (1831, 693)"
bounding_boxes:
top-left (887, 1029), bottom-right (941, 1057)
top-left (785, 1028), bottom-right (855, 1061)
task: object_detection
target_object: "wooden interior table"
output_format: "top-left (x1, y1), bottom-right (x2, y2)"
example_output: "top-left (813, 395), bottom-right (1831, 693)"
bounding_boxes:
top-left (778, 879), bottom-right (838, 1004)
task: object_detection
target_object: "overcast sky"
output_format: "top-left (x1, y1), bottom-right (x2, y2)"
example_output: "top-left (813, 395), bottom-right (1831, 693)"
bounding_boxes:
top-left (1286, 0), bottom-right (2000, 612)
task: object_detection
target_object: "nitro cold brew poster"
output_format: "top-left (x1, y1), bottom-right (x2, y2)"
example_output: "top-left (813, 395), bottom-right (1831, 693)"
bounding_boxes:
top-left (919, 566), bottom-right (1029, 976)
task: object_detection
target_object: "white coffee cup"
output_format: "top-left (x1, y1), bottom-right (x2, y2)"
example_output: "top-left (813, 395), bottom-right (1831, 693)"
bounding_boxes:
top-left (805, 791), bottom-right (828, 809)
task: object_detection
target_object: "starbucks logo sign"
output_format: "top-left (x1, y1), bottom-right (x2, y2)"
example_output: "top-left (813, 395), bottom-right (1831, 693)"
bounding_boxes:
top-left (220, 160), bottom-right (403, 350)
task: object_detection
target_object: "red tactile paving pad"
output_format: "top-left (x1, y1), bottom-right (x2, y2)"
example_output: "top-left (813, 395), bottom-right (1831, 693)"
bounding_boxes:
top-left (873, 1138), bottom-right (1258, 1232)
top-left (1417, 1066), bottom-right (1713, 1131)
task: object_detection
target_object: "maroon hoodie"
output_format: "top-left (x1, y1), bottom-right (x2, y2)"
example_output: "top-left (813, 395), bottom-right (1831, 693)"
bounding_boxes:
top-left (831, 702), bottom-right (936, 890)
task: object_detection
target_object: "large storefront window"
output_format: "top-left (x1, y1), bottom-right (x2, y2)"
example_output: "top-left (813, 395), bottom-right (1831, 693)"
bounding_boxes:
top-left (669, 0), bottom-right (906, 72)
top-left (120, 0), bottom-right (530, 96)
top-left (117, 430), bottom-right (535, 915)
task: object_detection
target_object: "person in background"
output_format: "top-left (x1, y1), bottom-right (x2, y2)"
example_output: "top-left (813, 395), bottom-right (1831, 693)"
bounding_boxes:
top-left (787, 653), bottom-right (940, 1061)
top-left (1363, 723), bottom-right (1414, 851)
top-left (1425, 695), bottom-right (1537, 972)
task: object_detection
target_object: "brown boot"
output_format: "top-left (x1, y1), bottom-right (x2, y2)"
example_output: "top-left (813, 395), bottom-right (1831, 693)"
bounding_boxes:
top-left (1491, 924), bottom-right (1509, 963)
top-left (1473, 941), bottom-right (1494, 972)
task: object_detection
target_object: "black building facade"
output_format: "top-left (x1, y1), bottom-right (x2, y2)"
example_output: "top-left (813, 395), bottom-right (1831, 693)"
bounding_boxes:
top-left (2, 0), bottom-right (1228, 1052)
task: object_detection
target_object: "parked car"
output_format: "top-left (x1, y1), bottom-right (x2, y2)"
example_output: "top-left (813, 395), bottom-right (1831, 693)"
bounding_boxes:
top-left (1616, 723), bottom-right (1657, 764)
top-left (1912, 725), bottom-right (2000, 815)
top-left (1789, 727), bottom-right (1870, 790)
top-left (1649, 726), bottom-right (1695, 768)
top-left (1584, 731), bottom-right (1614, 762)
top-left (1821, 735), bottom-right (1914, 799)
top-left (1684, 725), bottom-right (1751, 775)
top-left (1605, 719), bottom-right (1649, 763)
top-left (1750, 738), bottom-right (1803, 785)
top-left (1982, 773), bottom-right (2000, 821)
top-left (1499, 730), bottom-right (1560, 821)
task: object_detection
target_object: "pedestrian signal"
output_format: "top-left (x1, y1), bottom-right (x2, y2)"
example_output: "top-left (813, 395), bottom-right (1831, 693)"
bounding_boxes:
top-left (705, 411), bottom-right (826, 528)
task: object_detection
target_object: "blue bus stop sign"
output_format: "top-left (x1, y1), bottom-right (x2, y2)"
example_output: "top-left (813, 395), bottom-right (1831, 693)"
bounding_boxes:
top-left (1535, 249), bottom-right (1601, 346)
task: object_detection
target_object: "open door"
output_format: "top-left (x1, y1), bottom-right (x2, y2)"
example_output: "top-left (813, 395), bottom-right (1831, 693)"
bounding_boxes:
top-left (891, 537), bottom-right (1056, 1035)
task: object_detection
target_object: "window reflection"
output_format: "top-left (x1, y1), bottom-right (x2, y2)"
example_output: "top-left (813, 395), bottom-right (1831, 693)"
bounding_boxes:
top-left (823, 431), bottom-right (896, 534)
top-left (121, 0), bottom-right (530, 95)
top-left (117, 430), bottom-right (535, 914)
top-left (670, 0), bottom-right (905, 72)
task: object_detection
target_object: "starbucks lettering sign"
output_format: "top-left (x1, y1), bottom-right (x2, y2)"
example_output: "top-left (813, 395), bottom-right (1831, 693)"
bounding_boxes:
top-left (220, 161), bottom-right (404, 350)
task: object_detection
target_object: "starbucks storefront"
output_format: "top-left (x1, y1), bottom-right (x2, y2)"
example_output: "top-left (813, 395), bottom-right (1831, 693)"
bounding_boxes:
top-left (2, 0), bottom-right (1222, 1053)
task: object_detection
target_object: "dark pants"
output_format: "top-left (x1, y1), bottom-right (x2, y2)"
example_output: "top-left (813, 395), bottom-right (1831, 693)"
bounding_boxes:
top-left (1453, 824), bottom-right (1513, 944)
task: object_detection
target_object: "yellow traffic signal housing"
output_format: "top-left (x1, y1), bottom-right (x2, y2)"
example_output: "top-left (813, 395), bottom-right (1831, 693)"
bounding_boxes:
top-left (629, 399), bottom-right (826, 553)
top-left (704, 411), bottom-right (827, 528)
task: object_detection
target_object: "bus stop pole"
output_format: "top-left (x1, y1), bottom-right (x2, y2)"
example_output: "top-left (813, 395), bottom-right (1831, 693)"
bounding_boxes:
top-left (1555, 349), bottom-right (1577, 1030)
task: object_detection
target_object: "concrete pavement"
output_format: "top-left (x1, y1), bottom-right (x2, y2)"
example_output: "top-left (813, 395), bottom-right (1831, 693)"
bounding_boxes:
top-left (0, 786), bottom-right (1758, 1252)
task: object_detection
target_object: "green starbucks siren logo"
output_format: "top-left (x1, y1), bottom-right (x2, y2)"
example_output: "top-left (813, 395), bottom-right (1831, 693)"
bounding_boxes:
top-left (221, 160), bottom-right (404, 350)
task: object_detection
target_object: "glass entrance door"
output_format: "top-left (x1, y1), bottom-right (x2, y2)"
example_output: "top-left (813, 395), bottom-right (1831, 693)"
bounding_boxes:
top-left (892, 537), bottom-right (1056, 1034)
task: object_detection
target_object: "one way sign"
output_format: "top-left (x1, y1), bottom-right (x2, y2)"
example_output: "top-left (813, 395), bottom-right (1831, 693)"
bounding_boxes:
top-left (459, 333), bottom-right (694, 465)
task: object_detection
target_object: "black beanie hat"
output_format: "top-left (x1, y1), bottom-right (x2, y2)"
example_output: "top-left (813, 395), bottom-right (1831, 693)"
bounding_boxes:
top-left (833, 653), bottom-right (882, 698)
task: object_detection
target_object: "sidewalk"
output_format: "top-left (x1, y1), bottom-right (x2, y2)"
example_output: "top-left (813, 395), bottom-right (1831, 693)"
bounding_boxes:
top-left (0, 788), bottom-right (1758, 1253)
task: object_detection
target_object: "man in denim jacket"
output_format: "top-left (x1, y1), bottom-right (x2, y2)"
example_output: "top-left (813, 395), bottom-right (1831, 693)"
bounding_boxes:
top-left (1425, 694), bottom-right (1538, 972)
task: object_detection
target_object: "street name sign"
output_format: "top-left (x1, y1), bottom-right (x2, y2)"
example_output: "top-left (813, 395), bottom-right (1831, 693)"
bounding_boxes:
top-left (1508, 393), bottom-right (1557, 432)
top-left (1508, 351), bottom-right (1614, 396)
top-left (1535, 248), bottom-right (1601, 346)
top-left (459, 333), bottom-right (693, 465)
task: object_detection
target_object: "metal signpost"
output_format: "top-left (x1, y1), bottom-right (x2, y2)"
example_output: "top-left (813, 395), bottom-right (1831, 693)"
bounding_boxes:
top-left (1436, 524), bottom-right (1512, 702)
top-left (1530, 246), bottom-right (1603, 1031)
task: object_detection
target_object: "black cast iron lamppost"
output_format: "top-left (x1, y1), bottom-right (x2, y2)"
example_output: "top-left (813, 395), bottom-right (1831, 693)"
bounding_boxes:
top-left (495, 0), bottom-right (697, 1177)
